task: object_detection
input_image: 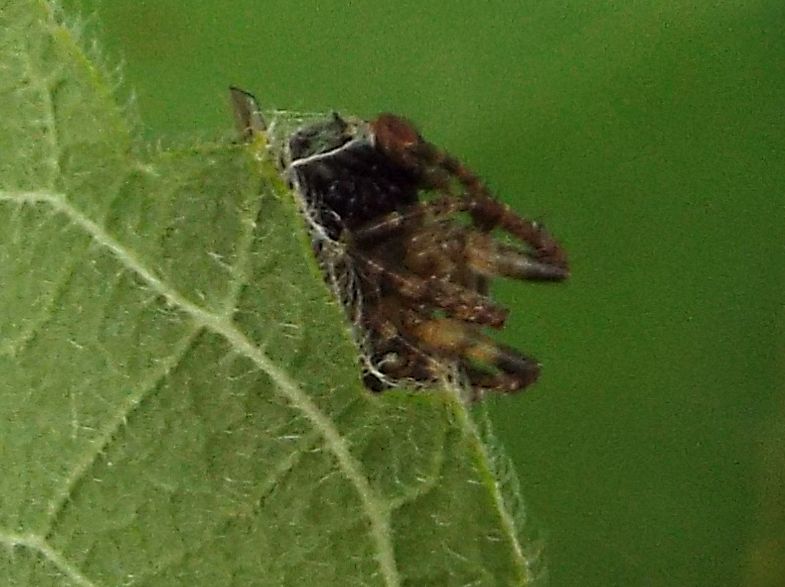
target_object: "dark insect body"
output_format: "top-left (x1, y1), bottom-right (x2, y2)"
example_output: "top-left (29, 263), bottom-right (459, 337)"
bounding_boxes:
top-left (230, 88), bottom-right (569, 399)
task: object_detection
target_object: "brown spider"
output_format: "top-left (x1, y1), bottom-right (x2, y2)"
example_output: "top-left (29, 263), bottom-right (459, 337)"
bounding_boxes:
top-left (231, 88), bottom-right (569, 399)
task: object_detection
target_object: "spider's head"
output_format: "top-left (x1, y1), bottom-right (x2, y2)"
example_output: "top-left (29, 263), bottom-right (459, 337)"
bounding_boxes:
top-left (370, 114), bottom-right (421, 155)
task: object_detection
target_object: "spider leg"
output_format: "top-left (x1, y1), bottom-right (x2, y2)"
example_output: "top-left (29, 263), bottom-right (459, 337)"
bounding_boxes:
top-left (463, 194), bottom-right (569, 271)
top-left (353, 252), bottom-right (509, 328)
top-left (350, 196), bottom-right (464, 243)
top-left (371, 114), bottom-right (569, 270)
top-left (362, 297), bottom-right (452, 387)
top-left (401, 312), bottom-right (540, 393)
top-left (350, 196), bottom-right (567, 275)
top-left (349, 202), bottom-right (566, 282)
top-left (441, 169), bottom-right (569, 270)
top-left (463, 231), bottom-right (568, 281)
top-left (462, 367), bottom-right (537, 397)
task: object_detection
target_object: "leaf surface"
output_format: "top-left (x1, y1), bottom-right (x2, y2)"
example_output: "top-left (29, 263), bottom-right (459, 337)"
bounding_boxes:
top-left (0, 2), bottom-right (533, 585)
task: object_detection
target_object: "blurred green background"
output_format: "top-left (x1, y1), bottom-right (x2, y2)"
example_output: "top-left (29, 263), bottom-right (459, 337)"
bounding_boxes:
top-left (62, 1), bottom-right (784, 585)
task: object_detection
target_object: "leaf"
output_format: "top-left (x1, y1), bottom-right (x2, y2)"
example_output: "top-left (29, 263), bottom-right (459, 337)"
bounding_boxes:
top-left (0, 1), bottom-right (536, 585)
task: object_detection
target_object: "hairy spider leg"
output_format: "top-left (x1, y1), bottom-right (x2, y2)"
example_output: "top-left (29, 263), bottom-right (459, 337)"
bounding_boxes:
top-left (462, 230), bottom-right (568, 281)
top-left (349, 196), bottom-right (568, 282)
top-left (403, 221), bottom-right (568, 283)
top-left (349, 195), bottom-right (463, 242)
top-left (353, 251), bottom-right (509, 328)
top-left (401, 311), bottom-right (541, 394)
top-left (462, 367), bottom-right (539, 397)
top-left (371, 114), bottom-right (569, 272)
top-left (362, 296), bottom-right (451, 386)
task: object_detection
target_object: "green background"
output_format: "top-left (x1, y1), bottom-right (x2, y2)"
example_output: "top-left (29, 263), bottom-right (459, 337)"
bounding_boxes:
top-left (62, 1), bottom-right (784, 585)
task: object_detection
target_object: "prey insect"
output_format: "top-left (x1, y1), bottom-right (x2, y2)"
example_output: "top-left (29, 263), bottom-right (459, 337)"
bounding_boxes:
top-left (230, 88), bottom-right (569, 400)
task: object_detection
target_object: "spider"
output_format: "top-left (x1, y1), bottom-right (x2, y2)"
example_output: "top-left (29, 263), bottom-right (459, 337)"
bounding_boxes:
top-left (230, 88), bottom-right (569, 399)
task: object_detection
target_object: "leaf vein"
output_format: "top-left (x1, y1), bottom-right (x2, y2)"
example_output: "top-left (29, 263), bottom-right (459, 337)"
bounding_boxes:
top-left (43, 323), bottom-right (205, 536)
top-left (21, 37), bottom-right (61, 189)
top-left (0, 218), bottom-right (89, 357)
top-left (220, 175), bottom-right (265, 317)
top-left (0, 531), bottom-right (96, 587)
top-left (0, 189), bottom-right (401, 587)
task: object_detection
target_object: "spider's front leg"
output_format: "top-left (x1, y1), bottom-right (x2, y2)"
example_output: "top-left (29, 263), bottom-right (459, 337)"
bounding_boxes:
top-left (371, 114), bottom-right (569, 272)
top-left (463, 195), bottom-right (570, 272)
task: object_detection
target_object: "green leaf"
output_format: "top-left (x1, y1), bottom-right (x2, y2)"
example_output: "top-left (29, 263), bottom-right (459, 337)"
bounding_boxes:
top-left (0, 1), bottom-right (535, 585)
